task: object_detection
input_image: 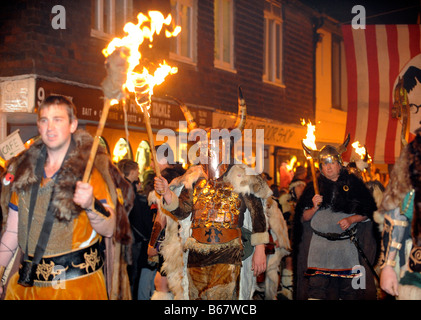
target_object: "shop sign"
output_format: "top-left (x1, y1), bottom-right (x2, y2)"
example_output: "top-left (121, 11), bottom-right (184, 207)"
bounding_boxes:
top-left (0, 129), bottom-right (26, 160)
top-left (0, 78), bottom-right (36, 112)
top-left (212, 111), bottom-right (307, 149)
top-left (35, 79), bottom-right (104, 120)
top-left (35, 79), bottom-right (212, 130)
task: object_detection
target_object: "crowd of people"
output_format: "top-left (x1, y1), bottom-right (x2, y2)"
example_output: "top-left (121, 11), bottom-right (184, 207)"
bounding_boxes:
top-left (0, 94), bottom-right (420, 300)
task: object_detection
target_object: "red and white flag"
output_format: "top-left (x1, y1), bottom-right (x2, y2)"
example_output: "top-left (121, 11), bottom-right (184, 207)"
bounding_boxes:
top-left (342, 24), bottom-right (421, 164)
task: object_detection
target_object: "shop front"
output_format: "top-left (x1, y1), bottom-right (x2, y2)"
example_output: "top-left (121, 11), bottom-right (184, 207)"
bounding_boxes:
top-left (1, 75), bottom-right (309, 187)
top-left (212, 110), bottom-right (309, 190)
top-left (0, 75), bottom-right (214, 181)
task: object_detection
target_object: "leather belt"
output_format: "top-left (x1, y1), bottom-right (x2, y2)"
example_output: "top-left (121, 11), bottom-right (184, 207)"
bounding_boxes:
top-left (26, 240), bottom-right (104, 285)
top-left (192, 227), bottom-right (241, 244)
top-left (312, 225), bottom-right (357, 241)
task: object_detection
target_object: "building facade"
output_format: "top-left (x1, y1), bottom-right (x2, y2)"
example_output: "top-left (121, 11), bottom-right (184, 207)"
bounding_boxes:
top-left (0, 0), bottom-right (345, 185)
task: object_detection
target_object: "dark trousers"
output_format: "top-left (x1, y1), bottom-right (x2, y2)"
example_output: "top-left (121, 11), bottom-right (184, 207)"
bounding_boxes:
top-left (308, 275), bottom-right (358, 300)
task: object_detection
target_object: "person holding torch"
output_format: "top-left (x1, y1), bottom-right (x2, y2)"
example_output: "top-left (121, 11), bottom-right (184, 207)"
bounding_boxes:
top-left (293, 136), bottom-right (379, 300)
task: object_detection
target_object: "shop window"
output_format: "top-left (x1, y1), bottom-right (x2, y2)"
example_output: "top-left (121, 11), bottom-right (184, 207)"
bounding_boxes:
top-left (274, 147), bottom-right (309, 191)
top-left (99, 136), bottom-right (110, 154)
top-left (112, 137), bottom-right (132, 163)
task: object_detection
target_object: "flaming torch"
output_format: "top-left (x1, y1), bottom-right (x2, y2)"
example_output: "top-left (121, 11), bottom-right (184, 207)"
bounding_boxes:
top-left (100, 11), bottom-right (181, 177)
top-left (352, 141), bottom-right (372, 181)
top-left (301, 120), bottom-right (319, 194)
top-left (82, 48), bottom-right (128, 183)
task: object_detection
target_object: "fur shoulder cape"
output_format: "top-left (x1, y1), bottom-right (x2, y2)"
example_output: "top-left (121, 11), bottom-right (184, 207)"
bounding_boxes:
top-left (1, 130), bottom-right (133, 232)
top-left (159, 164), bottom-right (290, 299)
top-left (168, 164), bottom-right (290, 251)
top-left (296, 168), bottom-right (377, 220)
top-left (169, 164), bottom-right (273, 199)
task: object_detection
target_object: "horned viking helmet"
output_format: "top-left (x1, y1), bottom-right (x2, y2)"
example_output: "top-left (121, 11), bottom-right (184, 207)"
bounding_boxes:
top-left (173, 86), bottom-right (247, 180)
top-left (302, 133), bottom-right (351, 167)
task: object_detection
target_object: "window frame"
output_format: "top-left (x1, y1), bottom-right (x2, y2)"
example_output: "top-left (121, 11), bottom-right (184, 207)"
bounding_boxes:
top-left (91, 0), bottom-right (133, 40)
top-left (169, 0), bottom-right (197, 65)
top-left (263, 2), bottom-right (284, 87)
top-left (214, 0), bottom-right (235, 72)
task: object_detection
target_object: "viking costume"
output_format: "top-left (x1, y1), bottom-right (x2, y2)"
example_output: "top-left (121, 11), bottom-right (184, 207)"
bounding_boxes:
top-left (294, 138), bottom-right (378, 300)
top-left (148, 164), bottom-right (186, 300)
top-left (161, 164), bottom-right (271, 300)
top-left (0, 130), bottom-right (133, 300)
top-left (379, 128), bottom-right (421, 299)
top-left (157, 88), bottom-right (289, 300)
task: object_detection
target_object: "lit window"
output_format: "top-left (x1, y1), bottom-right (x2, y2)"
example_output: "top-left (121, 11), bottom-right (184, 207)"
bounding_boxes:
top-left (91, 0), bottom-right (133, 39)
top-left (135, 140), bottom-right (151, 182)
top-left (112, 137), bottom-right (132, 163)
top-left (170, 0), bottom-right (197, 64)
top-left (263, 1), bottom-right (283, 86)
top-left (99, 136), bottom-right (110, 154)
top-left (214, 0), bottom-right (235, 71)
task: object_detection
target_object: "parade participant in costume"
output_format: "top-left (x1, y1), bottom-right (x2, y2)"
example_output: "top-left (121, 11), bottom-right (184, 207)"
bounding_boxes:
top-left (0, 95), bottom-right (133, 300)
top-left (294, 136), bottom-right (378, 300)
top-left (278, 168), bottom-right (307, 300)
top-left (154, 89), bottom-right (282, 300)
top-left (261, 179), bottom-right (290, 300)
top-left (380, 128), bottom-right (421, 299)
top-left (117, 159), bottom-right (144, 299)
top-left (148, 144), bottom-right (185, 300)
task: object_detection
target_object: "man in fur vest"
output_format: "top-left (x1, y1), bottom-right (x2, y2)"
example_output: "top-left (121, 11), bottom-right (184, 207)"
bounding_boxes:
top-left (154, 136), bottom-right (271, 300)
top-left (0, 95), bottom-right (132, 300)
top-left (294, 140), bottom-right (378, 300)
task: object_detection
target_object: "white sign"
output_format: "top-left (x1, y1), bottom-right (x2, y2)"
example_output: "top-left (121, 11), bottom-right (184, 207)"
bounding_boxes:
top-left (0, 130), bottom-right (26, 160)
top-left (0, 77), bottom-right (36, 112)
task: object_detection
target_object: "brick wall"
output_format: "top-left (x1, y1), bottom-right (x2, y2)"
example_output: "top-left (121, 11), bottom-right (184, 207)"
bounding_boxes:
top-left (0, 0), bottom-right (317, 125)
top-left (161, 0), bottom-right (316, 125)
top-left (0, 0), bottom-right (106, 86)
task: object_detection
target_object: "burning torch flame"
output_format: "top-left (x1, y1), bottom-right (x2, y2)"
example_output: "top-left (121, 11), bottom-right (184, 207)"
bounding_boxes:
top-left (352, 141), bottom-right (365, 159)
top-left (301, 119), bottom-right (320, 194)
top-left (352, 141), bottom-right (372, 162)
top-left (102, 11), bottom-right (180, 111)
top-left (286, 156), bottom-right (297, 172)
top-left (302, 120), bottom-right (317, 157)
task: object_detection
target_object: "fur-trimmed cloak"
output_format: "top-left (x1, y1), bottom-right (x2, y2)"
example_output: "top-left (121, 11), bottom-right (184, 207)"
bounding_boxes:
top-left (293, 168), bottom-right (379, 300)
top-left (159, 164), bottom-right (290, 299)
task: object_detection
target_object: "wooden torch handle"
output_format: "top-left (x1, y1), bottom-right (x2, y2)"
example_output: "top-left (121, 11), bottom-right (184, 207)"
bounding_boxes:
top-left (309, 157), bottom-right (319, 195)
top-left (82, 99), bottom-right (111, 183)
top-left (143, 108), bottom-right (161, 177)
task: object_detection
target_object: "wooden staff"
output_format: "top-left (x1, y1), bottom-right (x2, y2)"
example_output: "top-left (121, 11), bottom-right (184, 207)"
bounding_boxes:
top-left (82, 99), bottom-right (112, 183)
top-left (302, 140), bottom-right (319, 195)
top-left (142, 103), bottom-right (161, 177)
top-left (308, 157), bottom-right (319, 195)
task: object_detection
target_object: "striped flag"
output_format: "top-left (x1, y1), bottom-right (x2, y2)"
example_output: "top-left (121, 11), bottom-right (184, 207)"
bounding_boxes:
top-left (342, 24), bottom-right (421, 164)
